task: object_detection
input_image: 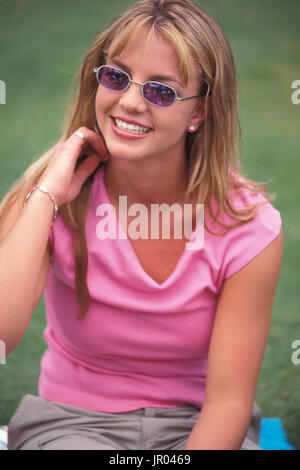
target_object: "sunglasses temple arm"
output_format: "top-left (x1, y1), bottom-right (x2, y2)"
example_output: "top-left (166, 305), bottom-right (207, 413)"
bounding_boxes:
top-left (177, 95), bottom-right (202, 101)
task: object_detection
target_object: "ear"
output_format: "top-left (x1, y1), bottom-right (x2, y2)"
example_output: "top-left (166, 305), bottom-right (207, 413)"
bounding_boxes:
top-left (187, 96), bottom-right (212, 133)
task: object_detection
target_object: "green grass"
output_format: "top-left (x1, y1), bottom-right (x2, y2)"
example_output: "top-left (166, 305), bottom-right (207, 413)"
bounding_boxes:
top-left (0, 0), bottom-right (299, 449)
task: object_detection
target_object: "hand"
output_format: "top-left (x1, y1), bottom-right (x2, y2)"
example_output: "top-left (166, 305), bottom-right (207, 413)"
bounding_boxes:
top-left (37, 127), bottom-right (109, 206)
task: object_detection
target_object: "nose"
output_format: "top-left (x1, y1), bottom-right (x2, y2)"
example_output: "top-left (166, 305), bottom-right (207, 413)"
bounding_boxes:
top-left (118, 81), bottom-right (148, 114)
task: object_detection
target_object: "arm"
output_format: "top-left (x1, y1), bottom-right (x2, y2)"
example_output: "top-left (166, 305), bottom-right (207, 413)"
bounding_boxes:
top-left (0, 192), bottom-right (52, 355)
top-left (184, 227), bottom-right (284, 450)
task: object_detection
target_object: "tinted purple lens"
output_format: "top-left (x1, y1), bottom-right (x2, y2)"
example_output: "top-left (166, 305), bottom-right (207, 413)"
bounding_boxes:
top-left (98, 66), bottom-right (129, 91)
top-left (143, 82), bottom-right (176, 106)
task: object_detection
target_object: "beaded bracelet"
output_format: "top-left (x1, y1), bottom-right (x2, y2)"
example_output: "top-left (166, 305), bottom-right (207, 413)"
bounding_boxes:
top-left (24, 185), bottom-right (58, 226)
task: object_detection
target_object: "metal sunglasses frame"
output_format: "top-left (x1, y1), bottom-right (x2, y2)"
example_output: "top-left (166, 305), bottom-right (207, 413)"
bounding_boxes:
top-left (93, 65), bottom-right (201, 107)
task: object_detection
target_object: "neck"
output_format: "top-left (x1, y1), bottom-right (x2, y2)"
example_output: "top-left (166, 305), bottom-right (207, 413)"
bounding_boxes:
top-left (103, 158), bottom-right (190, 208)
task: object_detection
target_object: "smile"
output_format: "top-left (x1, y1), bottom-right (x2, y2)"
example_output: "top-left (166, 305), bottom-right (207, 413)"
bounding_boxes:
top-left (113, 118), bottom-right (152, 134)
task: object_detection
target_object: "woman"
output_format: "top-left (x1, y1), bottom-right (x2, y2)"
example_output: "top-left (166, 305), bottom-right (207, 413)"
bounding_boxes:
top-left (0, 0), bottom-right (283, 450)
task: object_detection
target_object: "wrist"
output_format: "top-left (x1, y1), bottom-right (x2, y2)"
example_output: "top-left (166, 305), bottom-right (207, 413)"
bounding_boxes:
top-left (25, 185), bottom-right (59, 226)
top-left (37, 180), bottom-right (61, 206)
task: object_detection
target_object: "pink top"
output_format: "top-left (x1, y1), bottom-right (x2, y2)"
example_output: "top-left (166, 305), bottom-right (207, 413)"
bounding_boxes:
top-left (39, 165), bottom-right (282, 412)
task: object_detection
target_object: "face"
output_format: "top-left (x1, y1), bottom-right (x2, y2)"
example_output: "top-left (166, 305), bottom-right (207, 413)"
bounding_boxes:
top-left (95, 26), bottom-right (204, 166)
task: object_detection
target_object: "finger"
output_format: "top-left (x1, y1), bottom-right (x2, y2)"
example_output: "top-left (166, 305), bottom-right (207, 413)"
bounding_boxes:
top-left (75, 127), bottom-right (109, 160)
top-left (74, 153), bottom-right (103, 184)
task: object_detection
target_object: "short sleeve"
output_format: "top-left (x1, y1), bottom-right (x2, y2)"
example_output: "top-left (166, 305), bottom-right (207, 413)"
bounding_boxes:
top-left (221, 193), bottom-right (282, 280)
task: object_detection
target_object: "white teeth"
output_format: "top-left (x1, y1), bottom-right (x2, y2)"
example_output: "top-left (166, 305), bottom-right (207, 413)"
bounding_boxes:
top-left (115, 118), bottom-right (151, 134)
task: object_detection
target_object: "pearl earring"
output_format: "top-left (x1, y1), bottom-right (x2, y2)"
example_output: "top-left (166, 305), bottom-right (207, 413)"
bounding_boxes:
top-left (189, 126), bottom-right (195, 132)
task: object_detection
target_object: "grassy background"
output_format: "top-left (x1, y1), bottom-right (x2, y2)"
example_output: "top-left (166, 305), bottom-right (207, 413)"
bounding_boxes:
top-left (0, 0), bottom-right (299, 449)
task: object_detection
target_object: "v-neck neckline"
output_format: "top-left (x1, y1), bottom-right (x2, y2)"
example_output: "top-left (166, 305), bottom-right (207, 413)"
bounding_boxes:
top-left (98, 166), bottom-right (200, 289)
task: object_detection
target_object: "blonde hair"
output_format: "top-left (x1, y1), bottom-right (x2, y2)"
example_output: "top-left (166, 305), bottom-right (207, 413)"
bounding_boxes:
top-left (0, 0), bottom-right (275, 318)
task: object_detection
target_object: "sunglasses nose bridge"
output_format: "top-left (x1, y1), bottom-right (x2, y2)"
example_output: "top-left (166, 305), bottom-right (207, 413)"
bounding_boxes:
top-left (127, 78), bottom-right (145, 95)
top-left (129, 78), bottom-right (144, 87)
top-left (116, 77), bottom-right (148, 111)
top-left (122, 78), bottom-right (146, 103)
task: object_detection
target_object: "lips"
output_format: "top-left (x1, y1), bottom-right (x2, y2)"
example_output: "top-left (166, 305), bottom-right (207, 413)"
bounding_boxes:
top-left (110, 117), bottom-right (153, 140)
top-left (112, 116), bottom-right (153, 133)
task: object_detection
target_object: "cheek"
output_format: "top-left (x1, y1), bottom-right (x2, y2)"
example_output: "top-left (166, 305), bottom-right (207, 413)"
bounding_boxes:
top-left (95, 88), bottom-right (103, 119)
top-left (159, 109), bottom-right (188, 137)
top-left (95, 87), bottom-right (114, 117)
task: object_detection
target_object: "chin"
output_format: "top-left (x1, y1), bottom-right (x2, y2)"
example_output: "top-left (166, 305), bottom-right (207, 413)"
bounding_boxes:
top-left (107, 143), bottom-right (147, 161)
top-left (107, 149), bottom-right (139, 161)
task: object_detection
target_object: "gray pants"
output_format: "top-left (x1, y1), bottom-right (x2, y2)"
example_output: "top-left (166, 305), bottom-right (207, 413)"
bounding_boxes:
top-left (7, 394), bottom-right (262, 450)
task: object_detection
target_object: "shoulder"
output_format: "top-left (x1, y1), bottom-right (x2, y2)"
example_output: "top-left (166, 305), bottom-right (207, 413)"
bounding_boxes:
top-left (205, 174), bottom-right (283, 281)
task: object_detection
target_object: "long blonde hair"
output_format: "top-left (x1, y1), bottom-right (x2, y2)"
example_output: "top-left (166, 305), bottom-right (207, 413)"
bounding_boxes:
top-left (0, 0), bottom-right (275, 318)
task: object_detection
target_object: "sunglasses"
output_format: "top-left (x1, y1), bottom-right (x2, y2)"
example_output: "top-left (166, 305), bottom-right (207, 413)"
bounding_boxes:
top-left (93, 65), bottom-right (202, 108)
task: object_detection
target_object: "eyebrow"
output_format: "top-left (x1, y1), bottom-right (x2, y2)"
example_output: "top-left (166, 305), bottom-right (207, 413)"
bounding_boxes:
top-left (108, 59), bottom-right (183, 87)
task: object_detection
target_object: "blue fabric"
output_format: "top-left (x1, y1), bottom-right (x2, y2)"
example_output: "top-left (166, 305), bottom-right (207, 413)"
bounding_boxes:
top-left (259, 418), bottom-right (295, 450)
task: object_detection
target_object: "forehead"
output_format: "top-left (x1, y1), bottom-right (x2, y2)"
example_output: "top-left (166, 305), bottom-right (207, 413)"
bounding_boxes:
top-left (105, 26), bottom-right (197, 86)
